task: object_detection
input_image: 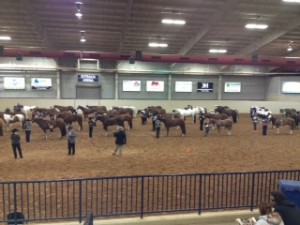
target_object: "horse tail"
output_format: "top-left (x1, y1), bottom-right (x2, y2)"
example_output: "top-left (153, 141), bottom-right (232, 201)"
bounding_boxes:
top-left (0, 121), bottom-right (3, 136)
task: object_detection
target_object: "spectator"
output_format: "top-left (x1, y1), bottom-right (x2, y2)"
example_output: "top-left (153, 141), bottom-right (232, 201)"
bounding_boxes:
top-left (88, 117), bottom-right (96, 138)
top-left (255, 201), bottom-right (284, 225)
top-left (11, 128), bottom-right (23, 159)
top-left (199, 113), bottom-right (205, 131)
top-left (271, 191), bottom-right (300, 225)
top-left (67, 126), bottom-right (77, 155)
top-left (204, 122), bottom-right (210, 137)
top-left (155, 117), bottom-right (161, 138)
top-left (262, 117), bottom-right (268, 135)
top-left (23, 118), bottom-right (32, 142)
top-left (252, 113), bottom-right (258, 131)
top-left (112, 126), bottom-right (127, 156)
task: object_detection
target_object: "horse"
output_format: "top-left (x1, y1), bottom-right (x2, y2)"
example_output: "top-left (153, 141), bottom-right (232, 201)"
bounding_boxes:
top-left (32, 107), bottom-right (60, 119)
top-left (57, 111), bottom-right (83, 130)
top-left (205, 113), bottom-right (228, 120)
top-left (76, 105), bottom-right (95, 119)
top-left (53, 105), bottom-right (75, 113)
top-left (119, 106), bottom-right (138, 117)
top-left (279, 108), bottom-right (297, 117)
top-left (250, 106), bottom-right (272, 120)
top-left (158, 116), bottom-right (186, 136)
top-left (112, 107), bottom-right (134, 117)
top-left (95, 114), bottom-right (124, 136)
top-left (172, 108), bottom-right (199, 123)
top-left (0, 112), bottom-right (25, 131)
top-left (214, 106), bottom-right (238, 123)
top-left (13, 104), bottom-right (36, 119)
top-left (209, 119), bottom-right (233, 135)
top-left (270, 117), bottom-right (296, 134)
top-left (33, 118), bottom-right (66, 139)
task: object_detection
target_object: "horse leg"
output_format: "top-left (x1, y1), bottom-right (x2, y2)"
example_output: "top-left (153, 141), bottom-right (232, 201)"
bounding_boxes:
top-left (276, 128), bottom-right (280, 135)
top-left (227, 129), bottom-right (232, 136)
top-left (289, 129), bottom-right (293, 135)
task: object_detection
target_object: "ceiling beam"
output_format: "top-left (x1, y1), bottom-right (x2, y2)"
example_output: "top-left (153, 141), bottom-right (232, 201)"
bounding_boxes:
top-left (236, 17), bottom-right (300, 55)
top-left (177, 0), bottom-right (239, 56)
top-left (118, 0), bottom-right (133, 53)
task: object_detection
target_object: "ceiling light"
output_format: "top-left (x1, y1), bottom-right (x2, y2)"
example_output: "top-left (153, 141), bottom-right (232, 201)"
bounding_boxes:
top-left (161, 19), bottom-right (186, 25)
top-left (0, 35), bottom-right (11, 40)
top-left (209, 49), bottom-right (227, 54)
top-left (75, 2), bottom-right (83, 19)
top-left (287, 45), bottom-right (293, 51)
top-left (148, 42), bottom-right (168, 48)
top-left (245, 23), bottom-right (268, 29)
top-left (282, 0), bottom-right (300, 2)
top-left (80, 31), bottom-right (86, 43)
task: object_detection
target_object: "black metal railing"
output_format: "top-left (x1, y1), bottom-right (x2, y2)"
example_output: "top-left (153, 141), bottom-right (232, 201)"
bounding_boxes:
top-left (1, 170), bottom-right (299, 224)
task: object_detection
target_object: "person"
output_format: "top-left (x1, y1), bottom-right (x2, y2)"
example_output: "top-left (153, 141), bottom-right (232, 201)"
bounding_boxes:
top-left (255, 201), bottom-right (284, 225)
top-left (88, 117), bottom-right (96, 138)
top-left (252, 113), bottom-right (258, 131)
top-left (23, 118), bottom-right (32, 142)
top-left (141, 111), bottom-right (148, 125)
top-left (112, 126), bottom-right (127, 156)
top-left (262, 117), bottom-right (268, 135)
top-left (67, 126), bottom-right (77, 155)
top-left (10, 128), bottom-right (23, 159)
top-left (152, 114), bottom-right (157, 131)
top-left (199, 113), bottom-right (205, 131)
top-left (155, 117), bottom-right (161, 138)
top-left (204, 122), bottom-right (210, 137)
top-left (271, 191), bottom-right (300, 225)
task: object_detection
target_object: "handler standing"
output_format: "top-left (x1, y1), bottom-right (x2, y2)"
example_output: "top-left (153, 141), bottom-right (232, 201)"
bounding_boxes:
top-left (11, 128), bottom-right (23, 159)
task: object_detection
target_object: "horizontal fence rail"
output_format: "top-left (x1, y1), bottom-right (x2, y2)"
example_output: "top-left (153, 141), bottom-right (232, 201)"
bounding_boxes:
top-left (0, 170), bottom-right (299, 224)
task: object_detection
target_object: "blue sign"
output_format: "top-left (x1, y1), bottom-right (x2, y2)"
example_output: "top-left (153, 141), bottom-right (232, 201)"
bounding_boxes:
top-left (78, 74), bottom-right (99, 83)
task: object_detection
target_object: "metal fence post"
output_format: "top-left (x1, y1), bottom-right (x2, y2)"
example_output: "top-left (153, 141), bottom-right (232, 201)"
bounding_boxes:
top-left (250, 172), bottom-right (256, 211)
top-left (13, 183), bottom-right (17, 225)
top-left (140, 177), bottom-right (144, 219)
top-left (79, 180), bottom-right (82, 223)
top-left (198, 175), bottom-right (202, 215)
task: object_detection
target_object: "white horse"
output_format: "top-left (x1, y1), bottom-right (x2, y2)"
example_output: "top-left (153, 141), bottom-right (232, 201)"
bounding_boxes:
top-left (250, 106), bottom-right (272, 119)
top-left (172, 108), bottom-right (199, 123)
top-left (2, 113), bottom-right (25, 131)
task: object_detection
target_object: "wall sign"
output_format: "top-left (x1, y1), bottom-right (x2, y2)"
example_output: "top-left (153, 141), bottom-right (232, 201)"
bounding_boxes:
top-left (31, 78), bottom-right (52, 90)
top-left (78, 74), bottom-right (99, 83)
top-left (4, 77), bottom-right (26, 89)
top-left (197, 82), bottom-right (213, 92)
top-left (146, 81), bottom-right (164, 92)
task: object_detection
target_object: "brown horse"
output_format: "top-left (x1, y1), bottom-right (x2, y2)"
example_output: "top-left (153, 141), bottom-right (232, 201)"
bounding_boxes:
top-left (209, 119), bottom-right (233, 135)
top-left (32, 107), bottom-right (60, 119)
top-left (53, 105), bottom-right (75, 113)
top-left (33, 118), bottom-right (66, 139)
top-left (158, 117), bottom-right (186, 136)
top-left (206, 113), bottom-right (228, 120)
top-left (112, 107), bottom-right (134, 117)
top-left (76, 105), bottom-right (95, 119)
top-left (57, 111), bottom-right (83, 130)
top-left (95, 114), bottom-right (124, 136)
top-left (214, 106), bottom-right (238, 123)
top-left (271, 117), bottom-right (296, 134)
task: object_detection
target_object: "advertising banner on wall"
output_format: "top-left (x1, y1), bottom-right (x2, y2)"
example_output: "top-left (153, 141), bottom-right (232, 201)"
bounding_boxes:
top-left (77, 74), bottom-right (99, 83)
top-left (224, 82), bottom-right (241, 93)
top-left (175, 81), bottom-right (192, 92)
top-left (146, 81), bottom-right (164, 92)
top-left (123, 80), bottom-right (141, 92)
top-left (4, 77), bottom-right (26, 89)
top-left (282, 82), bottom-right (300, 94)
top-left (31, 78), bottom-right (52, 90)
top-left (197, 82), bottom-right (213, 92)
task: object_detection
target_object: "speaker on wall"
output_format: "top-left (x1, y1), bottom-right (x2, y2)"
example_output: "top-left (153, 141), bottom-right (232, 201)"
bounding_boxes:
top-left (0, 46), bottom-right (4, 56)
top-left (135, 50), bottom-right (142, 60)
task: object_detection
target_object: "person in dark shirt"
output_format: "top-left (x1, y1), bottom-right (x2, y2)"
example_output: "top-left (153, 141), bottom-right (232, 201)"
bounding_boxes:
top-left (112, 126), bottom-right (127, 156)
top-left (271, 191), bottom-right (300, 225)
top-left (10, 128), bottom-right (23, 159)
top-left (67, 126), bottom-right (77, 155)
top-left (88, 117), bottom-right (96, 138)
top-left (199, 113), bottom-right (205, 131)
top-left (155, 118), bottom-right (161, 138)
top-left (24, 119), bottom-right (32, 142)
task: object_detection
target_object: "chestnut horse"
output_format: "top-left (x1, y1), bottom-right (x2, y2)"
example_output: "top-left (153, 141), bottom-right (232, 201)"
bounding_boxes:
top-left (57, 111), bottom-right (83, 130)
top-left (270, 117), bottom-right (296, 134)
top-left (214, 106), bottom-right (238, 123)
top-left (96, 114), bottom-right (125, 136)
top-left (33, 118), bottom-right (66, 139)
top-left (158, 117), bottom-right (186, 137)
top-left (209, 119), bottom-right (233, 135)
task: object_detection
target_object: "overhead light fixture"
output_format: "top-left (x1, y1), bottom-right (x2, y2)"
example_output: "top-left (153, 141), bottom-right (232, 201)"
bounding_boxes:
top-left (209, 49), bottom-right (227, 54)
top-left (245, 23), bottom-right (268, 29)
top-left (282, 0), bottom-right (300, 2)
top-left (80, 31), bottom-right (86, 43)
top-left (161, 19), bottom-right (186, 25)
top-left (148, 42), bottom-right (168, 48)
top-left (0, 35), bottom-right (11, 40)
top-left (75, 2), bottom-right (83, 19)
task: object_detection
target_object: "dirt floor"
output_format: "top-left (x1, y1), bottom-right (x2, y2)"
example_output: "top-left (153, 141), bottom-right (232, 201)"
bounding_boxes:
top-left (1, 113), bottom-right (300, 182)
